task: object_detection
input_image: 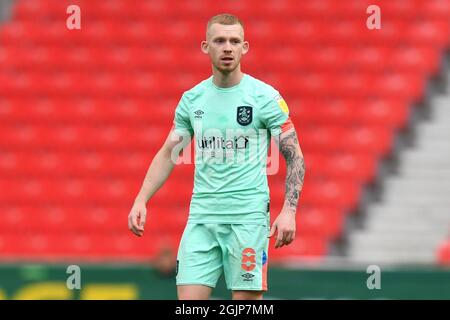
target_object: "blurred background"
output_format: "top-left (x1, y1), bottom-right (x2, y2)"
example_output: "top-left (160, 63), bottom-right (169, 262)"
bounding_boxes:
top-left (0, 0), bottom-right (449, 299)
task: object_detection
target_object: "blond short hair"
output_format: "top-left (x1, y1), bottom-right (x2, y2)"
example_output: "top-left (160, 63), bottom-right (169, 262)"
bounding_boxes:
top-left (207, 13), bottom-right (244, 32)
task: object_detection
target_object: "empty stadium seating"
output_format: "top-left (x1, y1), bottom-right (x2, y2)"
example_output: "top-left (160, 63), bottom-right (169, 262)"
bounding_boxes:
top-left (0, 0), bottom-right (449, 263)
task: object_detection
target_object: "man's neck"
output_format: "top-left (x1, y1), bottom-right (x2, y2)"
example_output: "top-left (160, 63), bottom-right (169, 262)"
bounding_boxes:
top-left (212, 67), bottom-right (244, 88)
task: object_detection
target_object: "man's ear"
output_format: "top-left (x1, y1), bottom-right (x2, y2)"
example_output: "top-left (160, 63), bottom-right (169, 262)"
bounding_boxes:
top-left (242, 41), bottom-right (249, 55)
top-left (201, 40), bottom-right (209, 54)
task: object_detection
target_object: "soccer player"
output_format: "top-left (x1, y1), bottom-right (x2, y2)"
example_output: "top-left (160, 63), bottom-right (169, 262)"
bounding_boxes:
top-left (128, 14), bottom-right (305, 300)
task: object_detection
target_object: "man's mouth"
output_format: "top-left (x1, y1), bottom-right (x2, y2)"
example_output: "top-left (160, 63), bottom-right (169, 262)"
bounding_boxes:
top-left (221, 57), bottom-right (234, 61)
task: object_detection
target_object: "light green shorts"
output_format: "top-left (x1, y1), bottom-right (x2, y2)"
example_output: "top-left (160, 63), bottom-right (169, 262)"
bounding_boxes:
top-left (176, 223), bottom-right (269, 291)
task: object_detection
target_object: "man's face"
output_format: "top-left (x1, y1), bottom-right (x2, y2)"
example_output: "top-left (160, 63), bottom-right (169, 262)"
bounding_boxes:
top-left (201, 23), bottom-right (249, 74)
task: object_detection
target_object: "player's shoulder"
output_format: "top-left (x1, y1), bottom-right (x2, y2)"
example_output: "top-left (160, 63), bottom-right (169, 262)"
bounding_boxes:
top-left (180, 77), bottom-right (211, 105)
top-left (244, 74), bottom-right (281, 102)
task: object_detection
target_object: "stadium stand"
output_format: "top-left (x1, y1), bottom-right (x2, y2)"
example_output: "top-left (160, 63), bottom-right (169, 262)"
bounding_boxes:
top-left (0, 0), bottom-right (449, 264)
top-left (347, 76), bottom-right (450, 265)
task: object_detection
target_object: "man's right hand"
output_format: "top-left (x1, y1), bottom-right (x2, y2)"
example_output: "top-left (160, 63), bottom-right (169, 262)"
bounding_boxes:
top-left (127, 128), bottom-right (188, 238)
top-left (128, 201), bottom-right (147, 237)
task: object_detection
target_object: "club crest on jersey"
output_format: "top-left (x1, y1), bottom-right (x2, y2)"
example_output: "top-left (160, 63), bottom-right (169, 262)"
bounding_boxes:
top-left (236, 106), bottom-right (253, 126)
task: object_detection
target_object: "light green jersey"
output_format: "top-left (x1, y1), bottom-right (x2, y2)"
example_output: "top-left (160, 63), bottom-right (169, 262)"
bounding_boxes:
top-left (173, 74), bottom-right (291, 224)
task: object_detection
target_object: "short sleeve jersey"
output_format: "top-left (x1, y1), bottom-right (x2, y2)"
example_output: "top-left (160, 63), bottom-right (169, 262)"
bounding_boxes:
top-left (173, 74), bottom-right (293, 224)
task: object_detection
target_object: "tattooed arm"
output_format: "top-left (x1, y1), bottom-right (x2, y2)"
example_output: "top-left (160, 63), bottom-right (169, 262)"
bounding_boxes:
top-left (269, 128), bottom-right (306, 248)
top-left (279, 129), bottom-right (305, 213)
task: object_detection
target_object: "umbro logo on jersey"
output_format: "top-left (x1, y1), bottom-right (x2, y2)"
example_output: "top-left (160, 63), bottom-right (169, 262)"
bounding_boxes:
top-left (194, 110), bottom-right (204, 118)
top-left (237, 106), bottom-right (253, 126)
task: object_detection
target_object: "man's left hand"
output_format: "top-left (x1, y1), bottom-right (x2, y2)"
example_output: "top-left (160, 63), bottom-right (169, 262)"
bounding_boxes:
top-left (268, 209), bottom-right (296, 248)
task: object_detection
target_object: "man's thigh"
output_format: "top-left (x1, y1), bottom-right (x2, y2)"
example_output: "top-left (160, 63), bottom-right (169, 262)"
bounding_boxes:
top-left (176, 223), bottom-right (223, 288)
top-left (222, 224), bottom-right (270, 292)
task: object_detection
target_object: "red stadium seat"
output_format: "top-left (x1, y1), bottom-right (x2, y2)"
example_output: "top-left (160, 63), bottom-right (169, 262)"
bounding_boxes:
top-left (269, 235), bottom-right (328, 260)
top-left (297, 206), bottom-right (345, 240)
top-left (294, 98), bottom-right (409, 129)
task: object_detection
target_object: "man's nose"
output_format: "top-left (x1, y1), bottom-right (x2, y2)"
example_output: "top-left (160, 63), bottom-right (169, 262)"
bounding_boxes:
top-left (223, 41), bottom-right (232, 52)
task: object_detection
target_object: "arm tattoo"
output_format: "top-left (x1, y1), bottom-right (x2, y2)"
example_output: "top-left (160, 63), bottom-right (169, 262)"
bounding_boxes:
top-left (279, 130), bottom-right (305, 212)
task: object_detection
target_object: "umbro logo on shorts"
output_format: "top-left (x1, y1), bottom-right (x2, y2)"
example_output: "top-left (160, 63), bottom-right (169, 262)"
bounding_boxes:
top-left (241, 273), bottom-right (255, 282)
